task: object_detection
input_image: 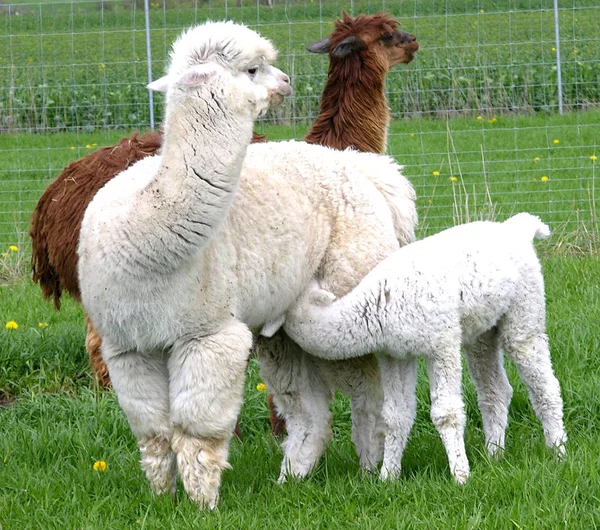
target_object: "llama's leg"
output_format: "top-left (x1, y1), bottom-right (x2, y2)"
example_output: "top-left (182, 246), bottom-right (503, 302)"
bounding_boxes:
top-left (463, 328), bottom-right (513, 457)
top-left (500, 309), bottom-right (566, 455)
top-left (85, 315), bottom-right (111, 388)
top-left (426, 347), bottom-right (470, 484)
top-left (377, 355), bottom-right (418, 481)
top-left (102, 344), bottom-right (175, 495)
top-left (168, 321), bottom-right (253, 509)
top-left (255, 331), bottom-right (333, 483)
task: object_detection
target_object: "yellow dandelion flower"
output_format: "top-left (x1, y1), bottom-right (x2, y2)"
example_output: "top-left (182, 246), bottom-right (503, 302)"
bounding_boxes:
top-left (551, 47), bottom-right (556, 53)
top-left (93, 460), bottom-right (107, 472)
top-left (533, 157), bottom-right (540, 162)
top-left (476, 116), bottom-right (483, 121)
top-left (432, 171), bottom-right (440, 177)
top-left (541, 176), bottom-right (549, 182)
top-left (491, 117), bottom-right (498, 123)
top-left (450, 176), bottom-right (458, 183)
top-left (99, 63), bottom-right (105, 69)
top-left (9, 245), bottom-right (18, 252)
top-left (38, 322), bottom-right (49, 328)
top-left (85, 144), bottom-right (92, 149)
top-left (427, 199), bottom-right (432, 204)
top-left (479, 9), bottom-right (484, 13)
top-left (256, 383), bottom-right (267, 392)
top-left (92, 143), bottom-right (98, 147)
top-left (70, 146), bottom-right (75, 150)
top-left (590, 155), bottom-right (597, 161)
top-left (409, 133), bottom-right (415, 138)
top-left (572, 49), bottom-right (579, 55)
top-left (553, 139), bottom-right (560, 145)
top-left (5, 321), bottom-right (18, 330)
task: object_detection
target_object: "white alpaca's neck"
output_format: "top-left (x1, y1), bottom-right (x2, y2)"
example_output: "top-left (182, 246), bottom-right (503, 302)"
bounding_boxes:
top-left (127, 87), bottom-right (254, 272)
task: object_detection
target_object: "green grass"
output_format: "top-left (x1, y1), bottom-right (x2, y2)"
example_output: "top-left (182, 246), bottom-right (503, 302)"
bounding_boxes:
top-left (1, 110), bottom-right (598, 251)
top-left (1, 255), bottom-right (599, 528)
top-left (0, 0), bottom-right (599, 131)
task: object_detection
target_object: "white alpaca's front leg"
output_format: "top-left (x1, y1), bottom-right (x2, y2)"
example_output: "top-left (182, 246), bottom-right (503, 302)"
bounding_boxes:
top-left (103, 345), bottom-right (176, 495)
top-left (168, 321), bottom-right (253, 509)
top-left (426, 348), bottom-right (470, 485)
top-left (377, 355), bottom-right (418, 480)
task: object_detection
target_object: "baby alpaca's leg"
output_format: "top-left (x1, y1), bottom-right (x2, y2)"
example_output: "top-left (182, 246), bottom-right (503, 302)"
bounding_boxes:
top-left (256, 331), bottom-right (333, 483)
top-left (500, 309), bottom-right (566, 455)
top-left (103, 344), bottom-right (175, 495)
top-left (377, 355), bottom-right (418, 481)
top-left (464, 328), bottom-right (513, 457)
top-left (168, 321), bottom-right (253, 509)
top-left (426, 347), bottom-right (470, 484)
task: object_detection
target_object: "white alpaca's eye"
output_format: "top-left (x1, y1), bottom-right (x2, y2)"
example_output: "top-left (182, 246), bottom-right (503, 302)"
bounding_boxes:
top-left (247, 67), bottom-right (258, 76)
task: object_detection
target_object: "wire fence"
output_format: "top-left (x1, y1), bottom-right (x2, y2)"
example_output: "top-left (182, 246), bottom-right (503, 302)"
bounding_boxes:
top-left (0, 0), bottom-right (599, 251)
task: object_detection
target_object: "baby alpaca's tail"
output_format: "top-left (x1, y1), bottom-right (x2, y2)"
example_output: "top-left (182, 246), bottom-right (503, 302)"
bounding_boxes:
top-left (503, 213), bottom-right (551, 241)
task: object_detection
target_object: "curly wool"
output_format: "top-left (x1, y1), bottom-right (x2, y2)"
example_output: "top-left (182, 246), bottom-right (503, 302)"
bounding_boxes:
top-left (277, 213), bottom-right (566, 483)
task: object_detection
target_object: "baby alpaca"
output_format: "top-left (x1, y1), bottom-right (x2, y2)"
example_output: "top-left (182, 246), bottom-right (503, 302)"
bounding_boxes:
top-left (266, 213), bottom-right (566, 484)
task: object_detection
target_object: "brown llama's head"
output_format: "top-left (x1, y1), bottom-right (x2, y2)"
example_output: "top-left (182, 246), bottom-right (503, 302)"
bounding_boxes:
top-left (307, 12), bottom-right (419, 68)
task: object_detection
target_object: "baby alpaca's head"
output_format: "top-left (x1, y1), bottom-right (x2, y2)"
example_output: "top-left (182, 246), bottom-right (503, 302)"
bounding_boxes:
top-left (260, 280), bottom-right (336, 338)
top-left (149, 21), bottom-right (292, 119)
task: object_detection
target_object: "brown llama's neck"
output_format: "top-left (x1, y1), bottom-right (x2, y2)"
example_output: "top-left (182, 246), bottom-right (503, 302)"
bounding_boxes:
top-left (305, 54), bottom-right (390, 154)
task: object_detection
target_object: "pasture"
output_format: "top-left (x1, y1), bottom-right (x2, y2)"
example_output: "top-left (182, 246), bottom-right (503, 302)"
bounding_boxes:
top-left (1, 0), bottom-right (600, 527)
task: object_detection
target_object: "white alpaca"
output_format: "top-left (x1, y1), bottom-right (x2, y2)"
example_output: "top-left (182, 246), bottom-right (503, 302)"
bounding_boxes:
top-left (265, 213), bottom-right (567, 484)
top-left (78, 22), bottom-right (417, 507)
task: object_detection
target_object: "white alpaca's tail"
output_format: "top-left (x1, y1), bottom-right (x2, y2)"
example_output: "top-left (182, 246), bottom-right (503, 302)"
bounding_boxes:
top-left (503, 213), bottom-right (551, 241)
top-left (359, 154), bottom-right (418, 246)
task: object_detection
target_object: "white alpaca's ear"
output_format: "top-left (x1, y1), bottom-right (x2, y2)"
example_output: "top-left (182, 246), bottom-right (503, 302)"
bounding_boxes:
top-left (176, 63), bottom-right (222, 86)
top-left (147, 75), bottom-right (171, 92)
top-left (147, 63), bottom-right (222, 92)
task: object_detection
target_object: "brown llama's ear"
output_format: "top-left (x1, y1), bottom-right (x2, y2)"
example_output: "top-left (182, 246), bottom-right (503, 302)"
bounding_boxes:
top-left (340, 9), bottom-right (353, 23)
top-left (307, 38), bottom-right (331, 54)
top-left (331, 35), bottom-right (367, 58)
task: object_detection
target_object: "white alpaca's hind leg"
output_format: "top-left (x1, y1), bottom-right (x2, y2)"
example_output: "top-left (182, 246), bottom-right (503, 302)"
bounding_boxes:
top-left (426, 346), bottom-right (470, 484)
top-left (377, 356), bottom-right (418, 480)
top-left (256, 332), bottom-right (333, 483)
top-left (464, 328), bottom-right (513, 457)
top-left (168, 321), bottom-right (253, 509)
top-left (329, 356), bottom-right (386, 472)
top-left (350, 388), bottom-right (385, 473)
top-left (103, 345), bottom-right (176, 495)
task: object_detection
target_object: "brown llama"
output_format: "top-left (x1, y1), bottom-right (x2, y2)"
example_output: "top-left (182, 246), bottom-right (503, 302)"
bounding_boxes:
top-left (266, 11), bottom-right (418, 435)
top-left (29, 13), bottom-right (418, 441)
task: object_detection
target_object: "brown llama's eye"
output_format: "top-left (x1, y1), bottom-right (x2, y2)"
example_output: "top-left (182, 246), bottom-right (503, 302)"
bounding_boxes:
top-left (381, 34), bottom-right (394, 43)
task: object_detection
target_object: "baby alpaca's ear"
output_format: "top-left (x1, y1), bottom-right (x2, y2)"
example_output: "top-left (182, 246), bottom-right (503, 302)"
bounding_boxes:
top-left (307, 280), bottom-right (336, 307)
top-left (309, 290), bottom-right (336, 306)
top-left (260, 314), bottom-right (286, 338)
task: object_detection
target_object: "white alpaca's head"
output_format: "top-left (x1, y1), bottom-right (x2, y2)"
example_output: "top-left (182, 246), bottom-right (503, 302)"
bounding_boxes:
top-left (148, 21), bottom-right (291, 119)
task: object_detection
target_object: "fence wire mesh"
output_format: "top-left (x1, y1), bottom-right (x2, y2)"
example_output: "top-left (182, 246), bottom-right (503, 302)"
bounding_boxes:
top-left (0, 0), bottom-right (598, 251)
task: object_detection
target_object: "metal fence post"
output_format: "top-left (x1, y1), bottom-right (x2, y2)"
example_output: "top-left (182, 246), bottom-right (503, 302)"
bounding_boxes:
top-left (553, 0), bottom-right (563, 115)
top-left (144, 0), bottom-right (155, 129)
